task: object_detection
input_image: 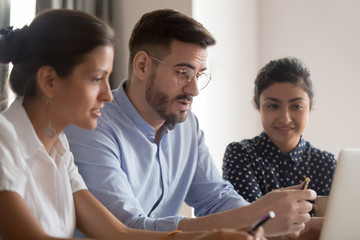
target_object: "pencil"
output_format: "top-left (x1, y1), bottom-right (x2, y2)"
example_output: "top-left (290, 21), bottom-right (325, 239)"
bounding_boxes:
top-left (302, 177), bottom-right (310, 190)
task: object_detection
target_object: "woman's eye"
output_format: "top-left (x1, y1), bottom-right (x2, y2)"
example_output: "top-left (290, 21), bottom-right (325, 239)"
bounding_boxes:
top-left (93, 77), bottom-right (102, 82)
top-left (293, 105), bottom-right (303, 110)
top-left (267, 104), bottom-right (278, 109)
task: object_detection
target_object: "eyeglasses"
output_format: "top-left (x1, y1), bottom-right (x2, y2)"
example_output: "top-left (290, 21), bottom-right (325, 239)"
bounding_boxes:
top-left (150, 56), bottom-right (211, 90)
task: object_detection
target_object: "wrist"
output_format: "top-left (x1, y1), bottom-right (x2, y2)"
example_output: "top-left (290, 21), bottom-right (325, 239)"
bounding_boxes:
top-left (162, 230), bottom-right (182, 240)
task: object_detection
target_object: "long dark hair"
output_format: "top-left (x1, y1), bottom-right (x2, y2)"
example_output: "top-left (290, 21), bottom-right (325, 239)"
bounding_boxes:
top-left (0, 8), bottom-right (115, 98)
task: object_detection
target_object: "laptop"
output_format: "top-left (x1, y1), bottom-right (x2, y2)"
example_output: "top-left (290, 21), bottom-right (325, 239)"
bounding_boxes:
top-left (319, 148), bottom-right (360, 240)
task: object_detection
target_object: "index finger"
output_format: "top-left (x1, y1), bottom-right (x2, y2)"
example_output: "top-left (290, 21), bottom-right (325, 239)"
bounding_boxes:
top-left (252, 226), bottom-right (265, 239)
top-left (278, 187), bottom-right (317, 201)
top-left (279, 183), bottom-right (304, 190)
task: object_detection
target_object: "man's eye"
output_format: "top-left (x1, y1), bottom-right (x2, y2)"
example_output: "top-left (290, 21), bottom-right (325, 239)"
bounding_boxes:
top-left (181, 69), bottom-right (193, 78)
top-left (179, 70), bottom-right (187, 76)
top-left (177, 69), bottom-right (193, 80)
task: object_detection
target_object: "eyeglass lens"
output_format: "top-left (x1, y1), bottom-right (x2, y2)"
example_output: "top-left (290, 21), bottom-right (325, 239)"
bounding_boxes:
top-left (178, 68), bottom-right (211, 90)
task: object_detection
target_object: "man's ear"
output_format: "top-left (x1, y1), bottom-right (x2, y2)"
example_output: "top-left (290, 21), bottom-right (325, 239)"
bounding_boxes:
top-left (133, 51), bottom-right (152, 80)
top-left (36, 66), bottom-right (57, 98)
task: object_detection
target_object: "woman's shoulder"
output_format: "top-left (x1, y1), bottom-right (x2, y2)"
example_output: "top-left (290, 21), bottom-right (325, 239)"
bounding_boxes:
top-left (0, 114), bottom-right (27, 184)
top-left (305, 140), bottom-right (337, 162)
top-left (224, 135), bottom-right (262, 162)
top-left (226, 136), bottom-right (257, 152)
top-left (0, 114), bottom-right (17, 142)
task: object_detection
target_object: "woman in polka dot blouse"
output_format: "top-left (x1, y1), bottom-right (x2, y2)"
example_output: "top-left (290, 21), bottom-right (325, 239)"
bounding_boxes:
top-left (222, 57), bottom-right (337, 204)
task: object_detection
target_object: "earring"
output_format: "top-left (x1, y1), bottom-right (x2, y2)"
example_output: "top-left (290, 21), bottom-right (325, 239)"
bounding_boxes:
top-left (44, 98), bottom-right (56, 138)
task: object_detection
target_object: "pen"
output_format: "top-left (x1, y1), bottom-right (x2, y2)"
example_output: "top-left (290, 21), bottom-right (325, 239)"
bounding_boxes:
top-left (247, 210), bottom-right (275, 235)
top-left (302, 177), bottom-right (311, 190)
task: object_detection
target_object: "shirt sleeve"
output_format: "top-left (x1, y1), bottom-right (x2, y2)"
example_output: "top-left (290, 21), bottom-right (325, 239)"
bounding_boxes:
top-left (0, 117), bottom-right (27, 196)
top-left (222, 142), bottom-right (263, 202)
top-left (184, 116), bottom-right (249, 217)
top-left (65, 125), bottom-right (183, 231)
top-left (59, 133), bottom-right (88, 193)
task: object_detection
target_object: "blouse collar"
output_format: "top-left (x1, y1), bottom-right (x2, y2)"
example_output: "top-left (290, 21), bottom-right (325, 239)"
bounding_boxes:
top-left (3, 98), bottom-right (67, 160)
top-left (258, 132), bottom-right (306, 164)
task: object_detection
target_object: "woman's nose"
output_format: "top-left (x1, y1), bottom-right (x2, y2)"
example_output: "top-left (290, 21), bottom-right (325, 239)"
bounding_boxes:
top-left (101, 80), bottom-right (113, 103)
top-left (279, 109), bottom-right (292, 124)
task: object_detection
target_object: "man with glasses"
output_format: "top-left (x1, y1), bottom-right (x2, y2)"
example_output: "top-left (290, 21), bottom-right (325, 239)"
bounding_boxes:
top-left (65, 9), bottom-right (318, 238)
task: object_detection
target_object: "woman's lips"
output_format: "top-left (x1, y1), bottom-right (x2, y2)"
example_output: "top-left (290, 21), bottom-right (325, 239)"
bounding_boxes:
top-left (91, 108), bottom-right (102, 118)
top-left (275, 126), bottom-right (294, 134)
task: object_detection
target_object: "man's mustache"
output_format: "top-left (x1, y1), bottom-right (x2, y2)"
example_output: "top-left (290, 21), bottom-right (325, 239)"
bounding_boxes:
top-left (176, 94), bottom-right (192, 103)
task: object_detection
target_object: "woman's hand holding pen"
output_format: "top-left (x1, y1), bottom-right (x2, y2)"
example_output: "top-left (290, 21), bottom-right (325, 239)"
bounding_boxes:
top-left (249, 182), bottom-right (316, 237)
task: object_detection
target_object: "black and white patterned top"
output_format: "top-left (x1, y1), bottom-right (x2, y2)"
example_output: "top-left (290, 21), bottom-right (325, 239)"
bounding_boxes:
top-left (222, 132), bottom-right (337, 203)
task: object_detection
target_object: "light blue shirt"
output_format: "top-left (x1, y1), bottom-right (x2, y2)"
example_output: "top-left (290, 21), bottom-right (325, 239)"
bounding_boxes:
top-left (65, 80), bottom-right (248, 232)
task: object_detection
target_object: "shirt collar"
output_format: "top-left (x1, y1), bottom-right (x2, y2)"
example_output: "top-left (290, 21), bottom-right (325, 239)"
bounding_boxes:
top-left (259, 132), bottom-right (306, 164)
top-left (113, 80), bottom-right (168, 141)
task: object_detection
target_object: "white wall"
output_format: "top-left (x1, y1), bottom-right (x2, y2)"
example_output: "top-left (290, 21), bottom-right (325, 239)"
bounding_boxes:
top-left (192, 0), bottom-right (261, 171)
top-left (258, 0), bottom-right (360, 157)
top-left (193, 0), bottom-right (360, 170)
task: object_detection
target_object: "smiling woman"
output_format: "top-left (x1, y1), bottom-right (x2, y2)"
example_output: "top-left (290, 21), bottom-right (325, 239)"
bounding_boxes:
top-left (259, 82), bottom-right (310, 153)
top-left (222, 57), bottom-right (337, 208)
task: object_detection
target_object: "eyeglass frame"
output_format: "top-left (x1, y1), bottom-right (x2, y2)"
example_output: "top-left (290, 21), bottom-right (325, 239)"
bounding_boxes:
top-left (149, 55), bottom-right (212, 90)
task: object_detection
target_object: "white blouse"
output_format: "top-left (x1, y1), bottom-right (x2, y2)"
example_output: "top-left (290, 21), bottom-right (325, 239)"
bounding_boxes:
top-left (0, 98), bottom-right (87, 238)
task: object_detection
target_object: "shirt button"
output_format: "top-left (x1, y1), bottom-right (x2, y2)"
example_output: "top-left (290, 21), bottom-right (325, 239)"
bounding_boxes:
top-left (149, 131), bottom-right (155, 136)
top-left (151, 212), bottom-right (156, 218)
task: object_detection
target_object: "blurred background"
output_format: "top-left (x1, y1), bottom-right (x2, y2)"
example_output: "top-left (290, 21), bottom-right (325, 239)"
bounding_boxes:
top-left (1, 0), bottom-right (359, 175)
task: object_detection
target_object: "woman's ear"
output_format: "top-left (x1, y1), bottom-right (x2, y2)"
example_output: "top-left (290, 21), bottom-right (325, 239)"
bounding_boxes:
top-left (252, 97), bottom-right (259, 110)
top-left (36, 66), bottom-right (57, 98)
top-left (310, 99), bottom-right (315, 110)
top-left (133, 51), bottom-right (152, 80)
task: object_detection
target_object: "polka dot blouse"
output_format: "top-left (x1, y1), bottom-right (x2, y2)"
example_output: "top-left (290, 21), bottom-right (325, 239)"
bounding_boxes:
top-left (222, 132), bottom-right (337, 203)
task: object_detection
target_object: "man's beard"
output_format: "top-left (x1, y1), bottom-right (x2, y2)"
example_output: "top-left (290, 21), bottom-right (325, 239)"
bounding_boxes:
top-left (145, 73), bottom-right (192, 129)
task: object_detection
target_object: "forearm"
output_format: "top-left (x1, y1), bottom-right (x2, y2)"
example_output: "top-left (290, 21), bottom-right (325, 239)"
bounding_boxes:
top-left (74, 190), bottom-right (131, 239)
top-left (74, 190), bottom-right (181, 240)
top-left (177, 205), bottom-right (258, 231)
